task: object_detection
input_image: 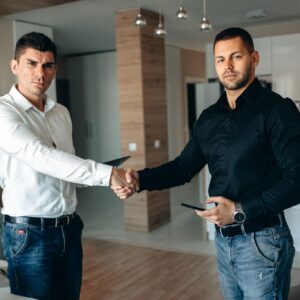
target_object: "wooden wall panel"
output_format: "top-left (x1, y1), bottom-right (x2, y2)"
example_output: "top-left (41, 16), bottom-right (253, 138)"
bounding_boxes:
top-left (116, 9), bottom-right (170, 232)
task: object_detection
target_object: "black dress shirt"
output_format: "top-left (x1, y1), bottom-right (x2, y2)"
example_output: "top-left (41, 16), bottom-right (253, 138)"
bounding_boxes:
top-left (138, 78), bottom-right (300, 221)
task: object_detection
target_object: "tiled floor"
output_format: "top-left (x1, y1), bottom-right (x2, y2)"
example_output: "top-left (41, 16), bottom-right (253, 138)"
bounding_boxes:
top-left (77, 177), bottom-right (217, 256)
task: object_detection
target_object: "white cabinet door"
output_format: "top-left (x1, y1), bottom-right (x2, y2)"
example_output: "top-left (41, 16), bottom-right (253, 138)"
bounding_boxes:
top-left (66, 52), bottom-right (121, 162)
top-left (272, 33), bottom-right (300, 99)
top-left (253, 37), bottom-right (272, 76)
top-left (205, 43), bottom-right (217, 79)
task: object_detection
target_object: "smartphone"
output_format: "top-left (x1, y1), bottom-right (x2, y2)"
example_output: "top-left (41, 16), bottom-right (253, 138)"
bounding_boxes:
top-left (181, 202), bottom-right (206, 211)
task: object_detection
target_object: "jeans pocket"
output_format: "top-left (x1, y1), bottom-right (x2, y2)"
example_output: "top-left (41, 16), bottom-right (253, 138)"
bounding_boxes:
top-left (251, 229), bottom-right (278, 266)
top-left (9, 227), bottom-right (30, 257)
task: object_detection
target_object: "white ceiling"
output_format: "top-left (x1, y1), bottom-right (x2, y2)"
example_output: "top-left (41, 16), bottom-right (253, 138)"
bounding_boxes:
top-left (3, 0), bottom-right (300, 55)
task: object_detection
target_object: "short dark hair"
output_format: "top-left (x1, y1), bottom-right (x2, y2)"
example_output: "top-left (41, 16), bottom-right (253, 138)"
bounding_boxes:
top-left (14, 32), bottom-right (57, 62)
top-left (213, 27), bottom-right (254, 53)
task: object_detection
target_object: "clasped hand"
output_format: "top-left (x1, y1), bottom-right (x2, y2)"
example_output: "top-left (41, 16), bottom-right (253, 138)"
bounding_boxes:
top-left (110, 168), bottom-right (139, 199)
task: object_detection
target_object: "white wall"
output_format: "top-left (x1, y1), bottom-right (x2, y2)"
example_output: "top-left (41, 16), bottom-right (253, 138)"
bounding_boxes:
top-left (0, 20), bottom-right (15, 95)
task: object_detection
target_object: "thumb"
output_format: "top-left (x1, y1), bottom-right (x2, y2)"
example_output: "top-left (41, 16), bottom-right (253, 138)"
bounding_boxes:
top-left (126, 168), bottom-right (134, 183)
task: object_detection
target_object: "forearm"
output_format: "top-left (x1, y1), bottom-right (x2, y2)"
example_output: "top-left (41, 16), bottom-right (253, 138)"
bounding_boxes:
top-left (138, 157), bottom-right (202, 191)
top-left (0, 110), bottom-right (112, 186)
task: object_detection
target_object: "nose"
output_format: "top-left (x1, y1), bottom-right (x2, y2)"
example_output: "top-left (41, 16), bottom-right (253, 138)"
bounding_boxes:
top-left (224, 59), bottom-right (234, 72)
top-left (35, 65), bottom-right (45, 80)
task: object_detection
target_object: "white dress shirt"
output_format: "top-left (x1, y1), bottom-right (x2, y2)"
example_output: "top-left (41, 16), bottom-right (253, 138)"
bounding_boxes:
top-left (0, 85), bottom-right (112, 217)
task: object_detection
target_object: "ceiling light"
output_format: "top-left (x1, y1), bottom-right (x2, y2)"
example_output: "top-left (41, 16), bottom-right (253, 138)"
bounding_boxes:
top-left (135, 13), bottom-right (147, 27)
top-left (154, 23), bottom-right (167, 37)
top-left (199, 0), bottom-right (212, 32)
top-left (154, 1), bottom-right (167, 38)
top-left (135, 0), bottom-right (147, 27)
top-left (176, 0), bottom-right (188, 20)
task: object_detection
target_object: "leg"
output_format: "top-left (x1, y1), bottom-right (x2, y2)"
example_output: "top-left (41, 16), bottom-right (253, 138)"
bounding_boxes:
top-left (215, 224), bottom-right (295, 300)
top-left (215, 232), bottom-right (243, 300)
top-left (2, 223), bottom-right (64, 300)
top-left (51, 215), bottom-right (83, 300)
top-left (239, 224), bottom-right (295, 300)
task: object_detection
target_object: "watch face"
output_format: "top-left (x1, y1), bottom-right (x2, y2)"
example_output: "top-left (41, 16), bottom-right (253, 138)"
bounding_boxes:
top-left (234, 211), bottom-right (246, 223)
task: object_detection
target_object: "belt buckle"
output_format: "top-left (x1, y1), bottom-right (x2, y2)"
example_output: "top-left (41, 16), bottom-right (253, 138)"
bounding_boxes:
top-left (66, 215), bottom-right (70, 225)
top-left (55, 217), bottom-right (58, 228)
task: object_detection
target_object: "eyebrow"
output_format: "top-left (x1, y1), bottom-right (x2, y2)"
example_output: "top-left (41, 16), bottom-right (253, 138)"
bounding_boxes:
top-left (215, 51), bottom-right (242, 59)
top-left (26, 58), bottom-right (56, 65)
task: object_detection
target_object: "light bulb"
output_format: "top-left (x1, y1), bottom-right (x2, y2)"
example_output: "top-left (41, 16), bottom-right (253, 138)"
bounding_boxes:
top-left (199, 16), bottom-right (212, 32)
top-left (176, 5), bottom-right (188, 20)
top-left (135, 13), bottom-right (147, 27)
top-left (154, 23), bottom-right (167, 38)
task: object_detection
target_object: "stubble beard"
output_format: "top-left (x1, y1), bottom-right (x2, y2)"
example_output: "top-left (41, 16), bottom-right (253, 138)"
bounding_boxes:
top-left (219, 67), bottom-right (252, 91)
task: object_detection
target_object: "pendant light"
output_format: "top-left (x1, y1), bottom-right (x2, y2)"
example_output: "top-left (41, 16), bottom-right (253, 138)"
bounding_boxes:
top-left (154, 1), bottom-right (167, 38)
top-left (135, 0), bottom-right (147, 27)
top-left (199, 0), bottom-right (212, 32)
top-left (176, 0), bottom-right (188, 21)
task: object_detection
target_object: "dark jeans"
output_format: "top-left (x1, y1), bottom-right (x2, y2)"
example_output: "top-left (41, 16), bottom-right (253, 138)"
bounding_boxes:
top-left (1, 214), bottom-right (83, 300)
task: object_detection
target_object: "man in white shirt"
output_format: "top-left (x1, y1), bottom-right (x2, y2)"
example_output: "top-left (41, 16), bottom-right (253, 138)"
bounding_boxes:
top-left (0, 32), bottom-right (131, 300)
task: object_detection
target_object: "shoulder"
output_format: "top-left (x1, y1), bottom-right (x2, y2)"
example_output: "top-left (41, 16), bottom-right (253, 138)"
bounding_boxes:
top-left (260, 88), bottom-right (297, 113)
top-left (51, 102), bottom-right (72, 125)
top-left (54, 102), bottom-right (70, 114)
top-left (260, 90), bottom-right (300, 131)
top-left (52, 102), bottom-right (71, 117)
top-left (196, 102), bottom-right (219, 124)
top-left (0, 94), bottom-right (19, 113)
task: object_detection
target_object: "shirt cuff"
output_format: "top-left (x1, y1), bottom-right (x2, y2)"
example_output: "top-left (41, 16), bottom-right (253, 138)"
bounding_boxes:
top-left (96, 163), bottom-right (113, 186)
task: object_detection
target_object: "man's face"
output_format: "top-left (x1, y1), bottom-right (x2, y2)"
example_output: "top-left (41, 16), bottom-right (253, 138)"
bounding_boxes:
top-left (10, 47), bottom-right (57, 101)
top-left (214, 37), bottom-right (259, 91)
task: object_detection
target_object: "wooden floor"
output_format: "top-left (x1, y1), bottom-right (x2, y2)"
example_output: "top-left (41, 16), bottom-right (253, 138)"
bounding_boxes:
top-left (81, 239), bottom-right (300, 300)
top-left (81, 239), bottom-right (222, 300)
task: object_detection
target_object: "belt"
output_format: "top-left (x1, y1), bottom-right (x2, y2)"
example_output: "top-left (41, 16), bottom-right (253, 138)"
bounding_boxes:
top-left (4, 212), bottom-right (76, 228)
top-left (215, 213), bottom-right (284, 238)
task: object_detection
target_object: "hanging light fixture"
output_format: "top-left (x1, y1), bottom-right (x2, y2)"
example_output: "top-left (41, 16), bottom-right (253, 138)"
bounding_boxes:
top-left (199, 0), bottom-right (212, 32)
top-left (135, 0), bottom-right (147, 27)
top-left (176, 0), bottom-right (188, 21)
top-left (154, 1), bottom-right (167, 38)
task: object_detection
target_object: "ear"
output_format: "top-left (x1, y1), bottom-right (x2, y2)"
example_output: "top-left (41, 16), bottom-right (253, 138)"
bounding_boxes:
top-left (10, 59), bottom-right (18, 75)
top-left (252, 50), bottom-right (260, 68)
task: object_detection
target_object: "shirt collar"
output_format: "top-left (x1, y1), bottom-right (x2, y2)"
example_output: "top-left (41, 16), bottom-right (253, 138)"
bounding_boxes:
top-left (9, 85), bottom-right (56, 113)
top-left (217, 78), bottom-right (262, 110)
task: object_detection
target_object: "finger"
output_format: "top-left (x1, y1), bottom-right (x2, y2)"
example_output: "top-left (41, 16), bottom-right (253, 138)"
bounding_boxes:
top-left (206, 197), bottom-right (215, 204)
top-left (110, 185), bottom-right (123, 191)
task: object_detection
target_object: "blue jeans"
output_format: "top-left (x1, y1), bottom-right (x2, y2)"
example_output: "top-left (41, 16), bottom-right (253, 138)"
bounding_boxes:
top-left (1, 214), bottom-right (83, 300)
top-left (215, 223), bottom-right (295, 300)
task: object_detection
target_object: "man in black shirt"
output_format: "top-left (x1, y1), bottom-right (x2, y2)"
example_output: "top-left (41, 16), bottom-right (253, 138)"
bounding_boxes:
top-left (112, 27), bottom-right (300, 299)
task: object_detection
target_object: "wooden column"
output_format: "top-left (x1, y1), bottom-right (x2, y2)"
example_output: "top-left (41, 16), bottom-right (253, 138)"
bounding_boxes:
top-left (116, 9), bottom-right (170, 232)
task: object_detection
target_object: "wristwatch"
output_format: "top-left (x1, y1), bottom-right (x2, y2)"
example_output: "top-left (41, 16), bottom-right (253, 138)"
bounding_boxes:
top-left (233, 202), bottom-right (246, 224)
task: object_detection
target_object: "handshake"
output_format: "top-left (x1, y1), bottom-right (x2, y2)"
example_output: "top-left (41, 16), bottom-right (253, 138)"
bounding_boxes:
top-left (109, 168), bottom-right (140, 199)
